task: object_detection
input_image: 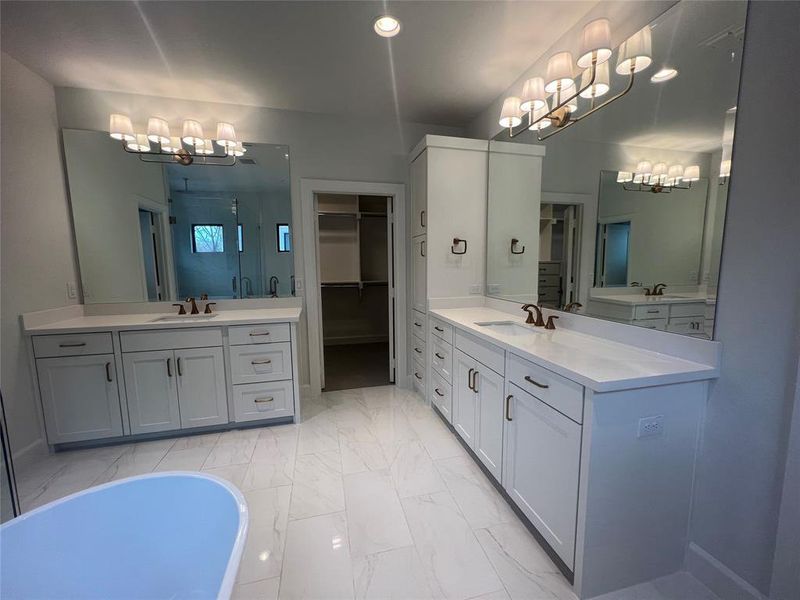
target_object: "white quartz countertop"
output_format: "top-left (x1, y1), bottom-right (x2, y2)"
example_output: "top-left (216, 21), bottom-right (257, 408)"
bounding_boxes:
top-left (590, 293), bottom-right (717, 306)
top-left (24, 307), bottom-right (302, 335)
top-left (429, 307), bottom-right (718, 392)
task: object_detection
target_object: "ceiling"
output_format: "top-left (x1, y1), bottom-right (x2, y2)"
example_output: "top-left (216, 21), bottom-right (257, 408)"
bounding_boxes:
top-left (1, 0), bottom-right (600, 126)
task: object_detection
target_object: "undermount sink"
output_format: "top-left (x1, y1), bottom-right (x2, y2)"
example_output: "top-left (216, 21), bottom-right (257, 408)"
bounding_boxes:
top-left (474, 321), bottom-right (538, 337)
top-left (150, 314), bottom-right (218, 323)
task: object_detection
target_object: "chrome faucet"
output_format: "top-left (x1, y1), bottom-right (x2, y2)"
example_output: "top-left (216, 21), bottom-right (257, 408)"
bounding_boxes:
top-left (269, 276), bottom-right (279, 298)
top-left (521, 303), bottom-right (545, 327)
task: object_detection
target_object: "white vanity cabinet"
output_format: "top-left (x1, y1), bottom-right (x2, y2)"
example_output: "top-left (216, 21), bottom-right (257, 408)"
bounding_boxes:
top-left (36, 353), bottom-right (123, 444)
top-left (411, 150), bottom-right (427, 237)
top-left (504, 382), bottom-right (582, 568)
top-left (122, 350), bottom-right (180, 434)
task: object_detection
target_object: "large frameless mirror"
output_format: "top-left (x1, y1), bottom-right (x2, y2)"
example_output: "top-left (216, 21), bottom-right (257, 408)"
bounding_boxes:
top-left (62, 129), bottom-right (294, 303)
top-left (486, 0), bottom-right (745, 338)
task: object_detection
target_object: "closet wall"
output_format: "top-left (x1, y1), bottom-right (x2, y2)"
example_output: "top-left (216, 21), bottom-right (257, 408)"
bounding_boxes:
top-left (318, 194), bottom-right (389, 345)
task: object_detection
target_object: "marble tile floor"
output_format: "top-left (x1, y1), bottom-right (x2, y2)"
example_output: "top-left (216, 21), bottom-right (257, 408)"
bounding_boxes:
top-left (15, 385), bottom-right (718, 600)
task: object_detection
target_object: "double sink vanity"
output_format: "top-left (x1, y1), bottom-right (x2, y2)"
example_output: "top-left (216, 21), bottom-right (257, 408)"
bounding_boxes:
top-left (413, 304), bottom-right (719, 597)
top-left (22, 305), bottom-right (301, 446)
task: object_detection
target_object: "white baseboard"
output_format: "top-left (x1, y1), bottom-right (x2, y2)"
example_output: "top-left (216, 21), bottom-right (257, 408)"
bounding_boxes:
top-left (686, 542), bottom-right (767, 600)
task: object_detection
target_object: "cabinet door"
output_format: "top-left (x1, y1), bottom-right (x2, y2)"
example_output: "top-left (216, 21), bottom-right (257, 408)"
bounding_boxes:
top-left (123, 350), bottom-right (180, 434)
top-left (412, 236), bottom-right (427, 313)
top-left (475, 367), bottom-right (504, 480)
top-left (503, 384), bottom-right (581, 568)
top-left (453, 350), bottom-right (477, 448)
top-left (411, 151), bottom-right (428, 237)
top-left (175, 347), bottom-right (229, 428)
top-left (37, 354), bottom-right (123, 444)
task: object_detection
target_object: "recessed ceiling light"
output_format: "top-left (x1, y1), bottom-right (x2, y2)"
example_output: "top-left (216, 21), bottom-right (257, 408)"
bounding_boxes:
top-left (374, 15), bottom-right (401, 38)
top-left (650, 68), bottom-right (678, 83)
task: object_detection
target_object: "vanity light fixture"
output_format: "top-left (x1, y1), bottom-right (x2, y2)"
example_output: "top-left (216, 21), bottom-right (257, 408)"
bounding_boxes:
top-left (619, 161), bottom-right (701, 193)
top-left (374, 15), bottom-right (401, 38)
top-left (500, 22), bottom-right (651, 141)
top-left (650, 67), bottom-right (678, 83)
top-left (110, 114), bottom-right (244, 166)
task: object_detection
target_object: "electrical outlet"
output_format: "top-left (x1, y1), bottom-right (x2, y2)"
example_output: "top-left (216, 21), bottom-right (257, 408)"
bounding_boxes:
top-left (638, 415), bottom-right (664, 438)
top-left (487, 284), bottom-right (500, 294)
top-left (469, 284), bottom-right (482, 295)
top-left (689, 270), bottom-right (698, 281)
top-left (66, 282), bottom-right (78, 299)
top-left (294, 278), bottom-right (304, 292)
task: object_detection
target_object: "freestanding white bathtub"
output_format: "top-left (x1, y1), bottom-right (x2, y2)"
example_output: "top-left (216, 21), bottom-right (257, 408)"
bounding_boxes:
top-left (0, 472), bottom-right (248, 599)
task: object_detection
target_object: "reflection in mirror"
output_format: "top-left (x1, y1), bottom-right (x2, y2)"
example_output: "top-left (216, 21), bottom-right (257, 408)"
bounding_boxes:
top-left (63, 130), bottom-right (293, 303)
top-left (486, 0), bottom-right (745, 338)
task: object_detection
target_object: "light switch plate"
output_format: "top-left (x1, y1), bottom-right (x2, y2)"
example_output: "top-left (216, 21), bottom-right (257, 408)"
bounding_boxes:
top-left (66, 282), bottom-right (78, 299)
top-left (469, 284), bottom-right (482, 295)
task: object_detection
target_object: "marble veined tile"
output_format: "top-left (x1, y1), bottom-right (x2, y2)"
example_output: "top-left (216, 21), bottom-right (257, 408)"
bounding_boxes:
top-left (344, 469), bottom-right (413, 558)
top-left (92, 439), bottom-right (175, 484)
top-left (241, 459), bottom-right (294, 491)
top-left (169, 432), bottom-right (221, 450)
top-left (401, 492), bottom-right (504, 600)
top-left (353, 545), bottom-right (440, 600)
top-left (387, 439), bottom-right (447, 498)
top-left (339, 427), bottom-right (389, 475)
top-left (280, 511), bottom-right (354, 600)
top-left (436, 455), bottom-right (516, 530)
top-left (153, 446), bottom-right (212, 471)
top-left (289, 451), bottom-right (344, 520)
top-left (297, 419), bottom-right (340, 455)
top-left (407, 412), bottom-right (467, 460)
top-left (236, 486), bottom-right (291, 585)
top-left (202, 437), bottom-right (257, 469)
top-left (232, 576), bottom-right (280, 600)
top-left (201, 463), bottom-right (249, 488)
top-left (475, 522), bottom-right (575, 600)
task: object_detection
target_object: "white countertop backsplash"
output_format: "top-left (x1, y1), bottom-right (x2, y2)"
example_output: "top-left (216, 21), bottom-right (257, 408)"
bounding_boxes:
top-left (430, 306), bottom-right (718, 392)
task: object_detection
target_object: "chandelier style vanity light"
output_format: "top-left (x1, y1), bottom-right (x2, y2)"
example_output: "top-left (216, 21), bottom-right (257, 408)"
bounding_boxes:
top-left (499, 20), bottom-right (653, 140)
top-left (108, 114), bottom-right (245, 166)
top-left (617, 161), bottom-right (701, 193)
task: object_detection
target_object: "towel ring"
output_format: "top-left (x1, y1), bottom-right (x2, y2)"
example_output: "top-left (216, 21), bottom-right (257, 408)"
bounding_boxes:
top-left (451, 238), bottom-right (468, 255)
top-left (511, 238), bottom-right (525, 254)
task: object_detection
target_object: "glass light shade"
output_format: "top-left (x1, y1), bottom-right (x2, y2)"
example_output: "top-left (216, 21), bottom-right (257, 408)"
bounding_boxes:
top-left (126, 133), bottom-right (150, 152)
top-left (499, 96), bottom-right (523, 128)
top-left (163, 136), bottom-right (182, 153)
top-left (579, 61), bottom-right (610, 98)
top-left (195, 139), bottom-right (215, 155)
top-left (146, 117), bottom-right (170, 145)
top-left (668, 164), bottom-right (684, 182)
top-left (633, 173), bottom-right (644, 184)
top-left (719, 159), bottom-right (732, 178)
top-left (528, 106), bottom-right (552, 131)
top-left (545, 51), bottom-right (574, 93)
top-left (616, 26), bottom-right (652, 74)
top-left (182, 119), bottom-right (205, 145)
top-left (652, 162), bottom-right (667, 177)
top-left (636, 160), bottom-right (653, 177)
top-left (684, 165), bottom-right (700, 181)
top-left (520, 77), bottom-right (546, 112)
top-left (227, 141), bottom-right (247, 157)
top-left (577, 18), bottom-right (612, 68)
top-left (215, 122), bottom-right (237, 148)
top-left (553, 83), bottom-right (578, 113)
top-left (109, 114), bottom-right (135, 141)
top-left (617, 171), bottom-right (633, 183)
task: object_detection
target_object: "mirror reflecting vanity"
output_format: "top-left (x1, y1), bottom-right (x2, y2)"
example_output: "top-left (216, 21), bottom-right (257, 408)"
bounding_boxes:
top-left (486, 0), bottom-right (745, 338)
top-left (62, 130), bottom-right (294, 303)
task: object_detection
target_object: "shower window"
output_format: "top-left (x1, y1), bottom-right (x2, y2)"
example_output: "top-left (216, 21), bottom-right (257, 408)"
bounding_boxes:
top-left (192, 224), bottom-right (225, 253)
top-left (277, 223), bottom-right (291, 252)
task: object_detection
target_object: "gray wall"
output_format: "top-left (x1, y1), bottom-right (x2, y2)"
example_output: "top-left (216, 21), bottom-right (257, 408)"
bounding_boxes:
top-left (0, 53), bottom-right (81, 456)
top-left (688, 1), bottom-right (800, 596)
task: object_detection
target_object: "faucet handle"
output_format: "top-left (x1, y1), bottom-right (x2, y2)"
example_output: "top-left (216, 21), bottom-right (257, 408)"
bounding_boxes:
top-left (544, 315), bottom-right (559, 330)
top-left (204, 302), bottom-right (217, 315)
top-left (172, 303), bottom-right (186, 315)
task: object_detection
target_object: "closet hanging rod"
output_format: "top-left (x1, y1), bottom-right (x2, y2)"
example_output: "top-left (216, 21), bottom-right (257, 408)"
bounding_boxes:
top-left (321, 282), bottom-right (361, 288)
top-left (318, 211), bottom-right (357, 218)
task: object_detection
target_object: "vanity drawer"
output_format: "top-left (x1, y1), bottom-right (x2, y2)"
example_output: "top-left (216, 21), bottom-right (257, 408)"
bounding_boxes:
top-left (411, 310), bottom-right (427, 340)
top-left (430, 317), bottom-right (454, 345)
top-left (538, 262), bottom-right (560, 275)
top-left (412, 362), bottom-right (426, 396)
top-left (537, 274), bottom-right (561, 287)
top-left (538, 287), bottom-right (561, 303)
top-left (669, 303), bottom-right (705, 318)
top-left (230, 342), bottom-right (292, 384)
top-left (33, 333), bottom-right (113, 358)
top-left (431, 336), bottom-right (454, 383)
top-left (410, 338), bottom-right (427, 362)
top-left (666, 316), bottom-right (705, 335)
top-left (430, 370), bottom-right (452, 423)
top-left (633, 318), bottom-right (667, 331)
top-left (120, 328), bottom-right (222, 352)
top-left (507, 353), bottom-right (584, 424)
top-left (233, 380), bottom-right (294, 422)
top-left (229, 323), bottom-right (290, 345)
top-left (634, 304), bottom-right (668, 320)
top-left (456, 330), bottom-right (504, 376)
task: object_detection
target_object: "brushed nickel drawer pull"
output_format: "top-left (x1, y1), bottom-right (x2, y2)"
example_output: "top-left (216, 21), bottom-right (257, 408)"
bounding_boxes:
top-left (105, 362), bottom-right (113, 383)
top-left (524, 375), bottom-right (549, 389)
top-left (59, 342), bottom-right (86, 348)
top-left (434, 388), bottom-right (444, 397)
top-left (254, 397), bottom-right (274, 403)
top-left (249, 331), bottom-right (270, 336)
top-left (434, 326), bottom-right (444, 332)
top-left (505, 395), bottom-right (513, 421)
top-left (251, 359), bottom-right (273, 365)
top-left (435, 352), bottom-right (445, 360)
top-left (414, 372), bottom-right (423, 380)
